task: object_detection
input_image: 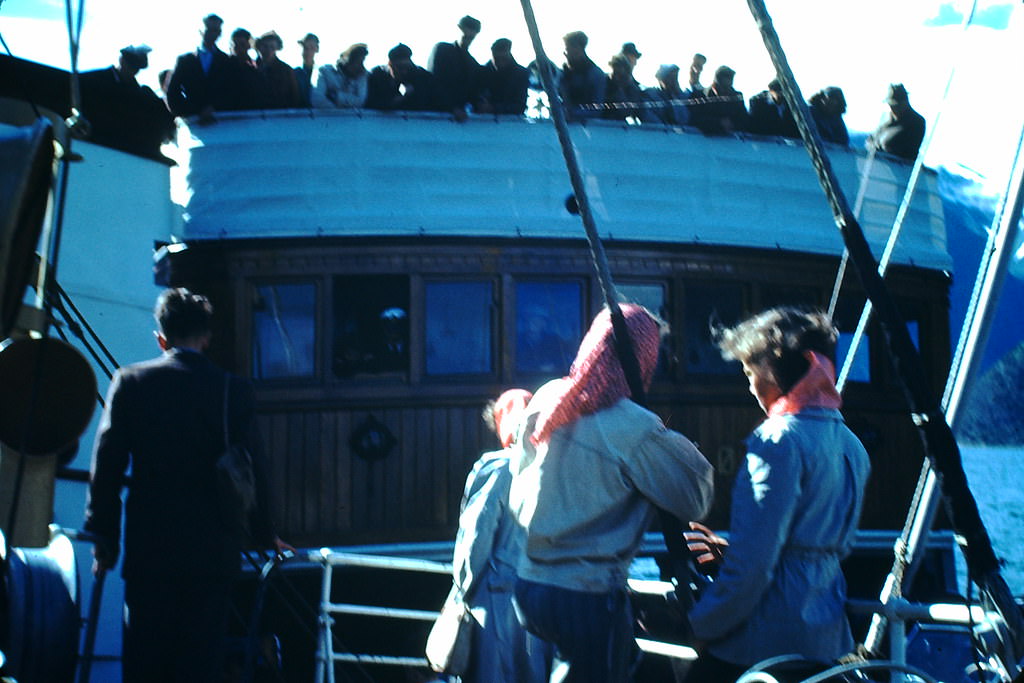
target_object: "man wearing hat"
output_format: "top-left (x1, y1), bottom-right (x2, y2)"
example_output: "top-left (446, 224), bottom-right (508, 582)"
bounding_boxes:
top-left (475, 38), bottom-right (530, 115)
top-left (690, 64), bottom-right (748, 135)
top-left (644, 63), bottom-right (690, 126)
top-left (559, 30), bottom-right (605, 120)
top-left (428, 15), bottom-right (483, 121)
top-left (294, 33), bottom-right (319, 107)
top-left (868, 83), bottom-right (926, 161)
top-left (620, 42), bottom-right (642, 69)
top-left (166, 14), bottom-right (233, 119)
top-left (748, 78), bottom-right (798, 138)
top-left (604, 53), bottom-right (645, 122)
top-left (366, 43), bottom-right (441, 112)
top-left (311, 43), bottom-right (370, 109)
top-left (78, 44), bottom-right (174, 158)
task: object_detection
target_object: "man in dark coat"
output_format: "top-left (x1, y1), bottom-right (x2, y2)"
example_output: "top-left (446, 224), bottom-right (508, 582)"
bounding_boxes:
top-left (255, 30), bottom-right (300, 109)
top-left (690, 65), bottom-right (748, 135)
top-left (166, 14), bottom-right (233, 119)
top-left (294, 32), bottom-right (320, 107)
top-left (366, 43), bottom-right (441, 112)
top-left (559, 30), bottom-right (606, 120)
top-left (428, 15), bottom-right (482, 120)
top-left (78, 45), bottom-right (174, 159)
top-left (748, 79), bottom-right (798, 138)
top-left (475, 38), bottom-right (530, 115)
top-left (868, 83), bottom-right (926, 161)
top-left (84, 288), bottom-right (283, 683)
top-left (810, 86), bottom-right (849, 146)
top-left (224, 27), bottom-right (261, 111)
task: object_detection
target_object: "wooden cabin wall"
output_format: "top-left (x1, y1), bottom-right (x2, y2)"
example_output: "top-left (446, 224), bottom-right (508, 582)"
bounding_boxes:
top-left (172, 238), bottom-right (952, 546)
top-left (253, 402), bottom-right (493, 547)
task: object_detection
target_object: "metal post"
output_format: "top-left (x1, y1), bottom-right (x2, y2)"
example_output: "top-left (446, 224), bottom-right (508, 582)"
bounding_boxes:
top-left (315, 551), bottom-right (335, 683)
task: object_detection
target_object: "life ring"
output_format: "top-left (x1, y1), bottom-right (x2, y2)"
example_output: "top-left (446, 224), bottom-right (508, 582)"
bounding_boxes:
top-left (0, 336), bottom-right (96, 456)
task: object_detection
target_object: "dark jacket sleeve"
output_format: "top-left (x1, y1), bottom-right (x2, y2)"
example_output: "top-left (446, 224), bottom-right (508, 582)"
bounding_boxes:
top-left (232, 376), bottom-right (276, 547)
top-left (166, 54), bottom-right (191, 117)
top-left (83, 370), bottom-right (132, 563)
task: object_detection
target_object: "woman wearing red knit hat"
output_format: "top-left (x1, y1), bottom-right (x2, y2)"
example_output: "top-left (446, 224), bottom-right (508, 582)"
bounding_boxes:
top-left (510, 304), bottom-right (714, 682)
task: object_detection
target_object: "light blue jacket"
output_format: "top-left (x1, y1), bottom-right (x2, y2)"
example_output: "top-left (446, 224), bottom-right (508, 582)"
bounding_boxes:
top-left (453, 450), bottom-right (552, 683)
top-left (688, 407), bottom-right (871, 667)
top-left (511, 398), bottom-right (714, 593)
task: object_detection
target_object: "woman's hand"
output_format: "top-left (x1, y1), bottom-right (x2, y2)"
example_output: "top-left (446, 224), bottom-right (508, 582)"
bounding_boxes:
top-left (684, 521), bottom-right (728, 569)
top-left (273, 536), bottom-right (296, 558)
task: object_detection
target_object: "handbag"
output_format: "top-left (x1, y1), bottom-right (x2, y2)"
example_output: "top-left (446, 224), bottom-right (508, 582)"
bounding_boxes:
top-left (216, 376), bottom-right (257, 534)
top-left (425, 584), bottom-right (474, 675)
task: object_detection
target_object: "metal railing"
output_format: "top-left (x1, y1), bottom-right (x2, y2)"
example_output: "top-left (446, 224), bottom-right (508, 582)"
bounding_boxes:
top-left (310, 548), bottom-right (452, 683)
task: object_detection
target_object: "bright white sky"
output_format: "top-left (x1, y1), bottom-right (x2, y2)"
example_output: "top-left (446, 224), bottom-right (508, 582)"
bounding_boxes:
top-left (2, 0), bottom-right (1022, 187)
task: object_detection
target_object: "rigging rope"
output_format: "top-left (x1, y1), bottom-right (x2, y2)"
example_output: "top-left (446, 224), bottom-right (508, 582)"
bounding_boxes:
top-left (517, 0), bottom-right (706, 607)
top-left (836, 0), bottom-right (977, 392)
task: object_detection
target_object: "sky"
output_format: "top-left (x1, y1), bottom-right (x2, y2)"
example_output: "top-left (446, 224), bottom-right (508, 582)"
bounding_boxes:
top-left (1, 0), bottom-right (1022, 188)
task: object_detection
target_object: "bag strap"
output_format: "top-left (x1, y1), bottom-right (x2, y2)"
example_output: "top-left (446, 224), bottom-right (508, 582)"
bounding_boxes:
top-left (222, 375), bottom-right (230, 450)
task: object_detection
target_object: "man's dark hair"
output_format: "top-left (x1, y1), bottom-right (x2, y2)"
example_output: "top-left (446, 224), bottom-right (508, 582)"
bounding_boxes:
top-left (155, 288), bottom-right (213, 343)
top-left (232, 27), bottom-right (252, 41)
top-left (563, 31), bottom-right (588, 49)
top-left (491, 38), bottom-right (512, 53)
top-left (458, 15), bottom-right (481, 33)
top-left (388, 43), bottom-right (413, 62)
top-left (713, 307), bottom-right (837, 394)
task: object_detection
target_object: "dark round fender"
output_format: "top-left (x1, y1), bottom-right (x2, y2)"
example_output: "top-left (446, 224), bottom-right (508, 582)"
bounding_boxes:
top-left (3, 531), bottom-right (79, 683)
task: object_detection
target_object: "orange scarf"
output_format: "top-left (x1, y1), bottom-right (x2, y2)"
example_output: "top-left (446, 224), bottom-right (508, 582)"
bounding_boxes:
top-left (767, 350), bottom-right (842, 417)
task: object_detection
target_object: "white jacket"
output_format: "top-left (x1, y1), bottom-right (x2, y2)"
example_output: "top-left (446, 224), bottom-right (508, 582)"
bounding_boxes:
top-left (510, 398), bottom-right (714, 592)
top-left (311, 65), bottom-right (368, 109)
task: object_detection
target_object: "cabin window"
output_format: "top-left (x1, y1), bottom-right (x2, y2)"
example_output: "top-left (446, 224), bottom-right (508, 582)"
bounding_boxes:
top-left (683, 283), bottom-right (744, 375)
top-left (836, 332), bottom-right (871, 383)
top-left (760, 284), bottom-right (820, 310)
top-left (515, 280), bottom-right (583, 375)
top-left (332, 275), bottom-right (409, 379)
top-left (619, 282), bottom-right (667, 319)
top-left (425, 281), bottom-right (494, 375)
top-left (833, 295), bottom-right (872, 384)
top-left (619, 281), bottom-right (671, 377)
top-left (251, 283), bottom-right (317, 380)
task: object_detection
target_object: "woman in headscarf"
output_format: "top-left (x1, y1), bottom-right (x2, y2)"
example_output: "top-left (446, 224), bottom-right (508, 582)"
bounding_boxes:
top-left (684, 307), bottom-right (871, 682)
top-left (510, 304), bottom-right (714, 683)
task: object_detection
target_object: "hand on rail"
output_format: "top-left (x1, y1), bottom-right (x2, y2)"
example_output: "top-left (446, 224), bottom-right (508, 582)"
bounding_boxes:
top-left (273, 536), bottom-right (296, 559)
top-left (684, 521), bottom-right (728, 571)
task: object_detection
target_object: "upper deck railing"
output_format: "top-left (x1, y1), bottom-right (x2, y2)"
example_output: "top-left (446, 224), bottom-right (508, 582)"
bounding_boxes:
top-left (172, 109), bottom-right (950, 272)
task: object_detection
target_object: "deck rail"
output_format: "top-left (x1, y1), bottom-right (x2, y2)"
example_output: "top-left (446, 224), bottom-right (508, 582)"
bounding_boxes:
top-left (311, 549), bottom-right (452, 683)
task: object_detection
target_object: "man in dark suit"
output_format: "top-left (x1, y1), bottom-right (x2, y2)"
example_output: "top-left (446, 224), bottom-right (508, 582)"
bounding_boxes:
top-left (428, 15), bottom-right (482, 121)
top-left (166, 14), bottom-right (233, 119)
top-left (84, 288), bottom-right (284, 683)
top-left (475, 38), bottom-right (530, 116)
top-left (366, 43), bottom-right (441, 113)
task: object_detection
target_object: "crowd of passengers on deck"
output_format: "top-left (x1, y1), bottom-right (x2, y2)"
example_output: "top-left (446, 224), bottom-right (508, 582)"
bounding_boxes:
top-left (75, 12), bottom-right (926, 163)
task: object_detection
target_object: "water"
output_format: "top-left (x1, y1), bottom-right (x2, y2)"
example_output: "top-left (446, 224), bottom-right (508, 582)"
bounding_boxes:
top-left (959, 445), bottom-right (1024, 596)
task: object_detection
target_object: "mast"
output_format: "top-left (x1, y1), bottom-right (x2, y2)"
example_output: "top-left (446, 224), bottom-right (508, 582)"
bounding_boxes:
top-left (744, 0), bottom-right (1023, 665)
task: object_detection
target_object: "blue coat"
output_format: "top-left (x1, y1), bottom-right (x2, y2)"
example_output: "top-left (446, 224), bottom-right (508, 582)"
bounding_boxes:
top-left (453, 450), bottom-right (552, 682)
top-left (688, 407), bottom-right (871, 667)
